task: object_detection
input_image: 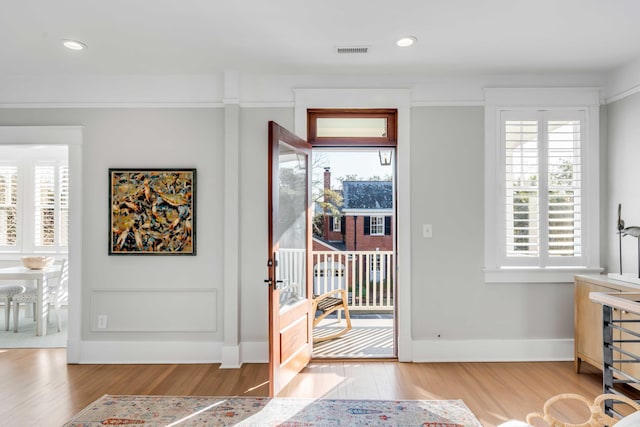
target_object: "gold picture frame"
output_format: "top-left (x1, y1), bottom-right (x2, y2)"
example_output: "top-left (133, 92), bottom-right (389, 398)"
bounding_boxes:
top-left (108, 168), bottom-right (196, 255)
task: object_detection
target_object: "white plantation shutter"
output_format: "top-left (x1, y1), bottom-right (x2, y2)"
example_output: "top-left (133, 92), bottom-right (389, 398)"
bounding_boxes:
top-left (502, 111), bottom-right (583, 266)
top-left (35, 165), bottom-right (56, 247)
top-left (60, 165), bottom-right (69, 247)
top-left (33, 162), bottom-right (68, 251)
top-left (547, 120), bottom-right (582, 258)
top-left (505, 119), bottom-right (539, 259)
top-left (0, 165), bottom-right (18, 249)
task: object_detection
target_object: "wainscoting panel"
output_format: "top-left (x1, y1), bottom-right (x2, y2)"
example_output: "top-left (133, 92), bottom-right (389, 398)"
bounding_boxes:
top-left (90, 288), bottom-right (217, 332)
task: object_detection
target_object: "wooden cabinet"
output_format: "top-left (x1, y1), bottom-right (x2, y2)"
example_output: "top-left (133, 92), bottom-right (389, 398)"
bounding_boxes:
top-left (574, 275), bottom-right (637, 373)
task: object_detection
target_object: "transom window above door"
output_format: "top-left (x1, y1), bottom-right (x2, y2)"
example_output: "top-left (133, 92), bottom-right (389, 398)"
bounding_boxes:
top-left (307, 109), bottom-right (397, 147)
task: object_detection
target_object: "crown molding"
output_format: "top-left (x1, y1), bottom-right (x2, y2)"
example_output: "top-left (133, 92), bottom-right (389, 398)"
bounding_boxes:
top-left (412, 100), bottom-right (484, 107)
top-left (0, 72), bottom-right (612, 108)
top-left (0, 102), bottom-right (224, 109)
top-left (604, 56), bottom-right (640, 104)
top-left (605, 83), bottom-right (640, 104)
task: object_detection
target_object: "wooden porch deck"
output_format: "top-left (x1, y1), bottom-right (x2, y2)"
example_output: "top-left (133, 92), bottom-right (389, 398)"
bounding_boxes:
top-left (312, 316), bottom-right (394, 359)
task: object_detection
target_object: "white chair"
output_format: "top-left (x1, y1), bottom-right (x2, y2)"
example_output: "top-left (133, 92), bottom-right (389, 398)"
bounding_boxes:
top-left (0, 284), bottom-right (25, 331)
top-left (13, 259), bottom-right (68, 333)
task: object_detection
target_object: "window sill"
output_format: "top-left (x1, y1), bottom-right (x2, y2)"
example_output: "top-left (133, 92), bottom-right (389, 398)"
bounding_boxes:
top-left (484, 267), bottom-right (604, 283)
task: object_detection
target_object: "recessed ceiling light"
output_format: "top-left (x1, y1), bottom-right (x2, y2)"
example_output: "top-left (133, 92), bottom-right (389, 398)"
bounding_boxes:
top-left (63, 39), bottom-right (87, 51)
top-left (396, 36), bottom-right (417, 47)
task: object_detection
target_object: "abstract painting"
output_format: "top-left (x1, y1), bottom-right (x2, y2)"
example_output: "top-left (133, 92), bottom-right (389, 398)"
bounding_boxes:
top-left (109, 168), bottom-right (196, 255)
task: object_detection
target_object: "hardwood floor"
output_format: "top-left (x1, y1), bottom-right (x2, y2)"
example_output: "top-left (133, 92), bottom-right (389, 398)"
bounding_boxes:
top-left (0, 348), bottom-right (603, 426)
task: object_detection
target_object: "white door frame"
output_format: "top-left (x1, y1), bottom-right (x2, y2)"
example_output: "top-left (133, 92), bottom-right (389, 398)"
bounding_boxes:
top-left (0, 126), bottom-right (83, 362)
top-left (294, 89), bottom-right (412, 361)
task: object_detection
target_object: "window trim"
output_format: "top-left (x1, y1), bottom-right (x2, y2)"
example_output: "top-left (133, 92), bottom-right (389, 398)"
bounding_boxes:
top-left (484, 88), bottom-right (602, 283)
top-left (500, 110), bottom-right (584, 267)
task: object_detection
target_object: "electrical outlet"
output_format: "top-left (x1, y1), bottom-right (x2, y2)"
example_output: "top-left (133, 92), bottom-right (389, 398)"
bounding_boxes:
top-left (97, 315), bottom-right (108, 329)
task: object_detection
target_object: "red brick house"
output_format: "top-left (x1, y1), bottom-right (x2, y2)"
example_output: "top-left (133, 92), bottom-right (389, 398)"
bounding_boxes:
top-left (318, 168), bottom-right (393, 252)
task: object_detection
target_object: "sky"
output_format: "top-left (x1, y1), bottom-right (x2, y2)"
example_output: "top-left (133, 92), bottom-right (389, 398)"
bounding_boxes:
top-left (312, 149), bottom-right (394, 189)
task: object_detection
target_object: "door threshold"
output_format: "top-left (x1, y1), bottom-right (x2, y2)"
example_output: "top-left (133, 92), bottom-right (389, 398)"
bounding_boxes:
top-left (311, 356), bottom-right (398, 363)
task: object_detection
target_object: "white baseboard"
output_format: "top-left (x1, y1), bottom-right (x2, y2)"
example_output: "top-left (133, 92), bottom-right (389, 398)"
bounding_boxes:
top-left (75, 340), bottom-right (268, 364)
top-left (77, 341), bottom-right (223, 364)
top-left (220, 345), bottom-right (241, 369)
top-left (411, 338), bottom-right (574, 362)
top-left (66, 338), bottom-right (81, 363)
top-left (74, 338), bottom-right (572, 364)
top-left (241, 341), bottom-right (269, 363)
top-left (236, 339), bottom-right (568, 363)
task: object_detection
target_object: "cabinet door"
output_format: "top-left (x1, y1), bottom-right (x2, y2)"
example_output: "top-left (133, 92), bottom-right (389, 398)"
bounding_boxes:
top-left (575, 281), bottom-right (621, 370)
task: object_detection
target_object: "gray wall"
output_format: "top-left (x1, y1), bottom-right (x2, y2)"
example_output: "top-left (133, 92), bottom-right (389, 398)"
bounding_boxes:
top-left (0, 108), bottom-right (226, 342)
top-left (239, 108), bottom-right (293, 345)
top-left (409, 107), bottom-right (574, 342)
top-left (606, 93), bottom-right (640, 273)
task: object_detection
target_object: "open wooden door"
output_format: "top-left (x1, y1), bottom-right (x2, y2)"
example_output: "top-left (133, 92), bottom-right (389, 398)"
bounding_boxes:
top-left (267, 121), bottom-right (313, 396)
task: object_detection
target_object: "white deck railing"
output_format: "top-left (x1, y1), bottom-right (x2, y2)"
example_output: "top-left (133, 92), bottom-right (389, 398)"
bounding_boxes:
top-left (312, 250), bottom-right (394, 311)
top-left (277, 249), bottom-right (395, 312)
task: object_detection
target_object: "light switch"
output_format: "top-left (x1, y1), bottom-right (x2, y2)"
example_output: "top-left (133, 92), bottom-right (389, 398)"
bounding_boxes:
top-left (423, 224), bottom-right (433, 238)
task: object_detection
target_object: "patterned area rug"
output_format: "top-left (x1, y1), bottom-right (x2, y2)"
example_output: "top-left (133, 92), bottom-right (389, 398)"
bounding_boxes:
top-left (63, 395), bottom-right (483, 426)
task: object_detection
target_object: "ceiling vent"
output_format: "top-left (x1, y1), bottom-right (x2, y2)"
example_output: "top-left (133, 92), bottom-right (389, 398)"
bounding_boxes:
top-left (335, 46), bottom-right (369, 55)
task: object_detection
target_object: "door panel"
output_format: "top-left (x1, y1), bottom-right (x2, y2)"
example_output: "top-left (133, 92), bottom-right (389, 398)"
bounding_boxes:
top-left (267, 121), bottom-right (313, 396)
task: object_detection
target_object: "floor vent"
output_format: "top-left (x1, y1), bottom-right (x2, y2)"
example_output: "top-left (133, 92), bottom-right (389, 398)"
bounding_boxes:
top-left (335, 46), bottom-right (369, 54)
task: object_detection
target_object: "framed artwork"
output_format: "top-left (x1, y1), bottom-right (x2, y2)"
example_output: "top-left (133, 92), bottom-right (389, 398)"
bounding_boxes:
top-left (109, 168), bottom-right (196, 255)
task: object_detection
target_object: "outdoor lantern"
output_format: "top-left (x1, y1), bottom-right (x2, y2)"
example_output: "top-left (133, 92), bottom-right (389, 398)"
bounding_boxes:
top-left (378, 150), bottom-right (393, 166)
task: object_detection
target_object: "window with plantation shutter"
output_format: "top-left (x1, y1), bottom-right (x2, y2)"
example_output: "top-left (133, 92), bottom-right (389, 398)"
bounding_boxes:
top-left (0, 146), bottom-right (68, 255)
top-left (485, 88), bottom-right (601, 282)
top-left (503, 111), bottom-right (582, 266)
top-left (0, 165), bottom-right (18, 249)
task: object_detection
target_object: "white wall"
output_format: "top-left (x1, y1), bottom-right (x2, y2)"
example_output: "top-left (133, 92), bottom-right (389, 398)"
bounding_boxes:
top-left (605, 93), bottom-right (640, 274)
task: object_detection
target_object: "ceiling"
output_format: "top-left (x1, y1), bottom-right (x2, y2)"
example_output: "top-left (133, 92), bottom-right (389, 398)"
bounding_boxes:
top-left (2, 0), bottom-right (640, 77)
